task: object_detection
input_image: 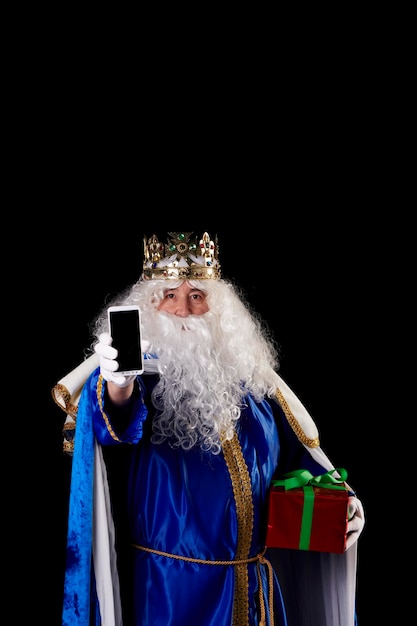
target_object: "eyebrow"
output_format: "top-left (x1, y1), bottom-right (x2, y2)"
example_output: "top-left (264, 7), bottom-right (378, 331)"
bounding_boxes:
top-left (190, 289), bottom-right (206, 296)
top-left (163, 288), bottom-right (206, 296)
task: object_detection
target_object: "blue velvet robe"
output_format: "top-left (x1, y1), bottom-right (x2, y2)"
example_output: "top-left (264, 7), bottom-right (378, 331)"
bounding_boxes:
top-left (62, 368), bottom-right (347, 626)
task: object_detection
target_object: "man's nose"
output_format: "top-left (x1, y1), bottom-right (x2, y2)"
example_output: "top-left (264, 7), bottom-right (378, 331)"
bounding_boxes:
top-left (173, 299), bottom-right (190, 317)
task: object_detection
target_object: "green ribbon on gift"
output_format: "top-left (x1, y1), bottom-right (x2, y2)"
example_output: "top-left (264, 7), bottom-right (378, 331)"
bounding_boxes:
top-left (271, 468), bottom-right (348, 551)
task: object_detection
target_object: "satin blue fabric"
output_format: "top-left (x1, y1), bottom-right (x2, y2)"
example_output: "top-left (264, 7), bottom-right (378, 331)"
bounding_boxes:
top-left (125, 395), bottom-right (281, 625)
top-left (65, 369), bottom-right (328, 625)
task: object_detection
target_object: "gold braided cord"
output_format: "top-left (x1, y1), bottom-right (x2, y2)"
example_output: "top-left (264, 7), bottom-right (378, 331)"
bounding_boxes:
top-left (275, 387), bottom-right (320, 448)
top-left (222, 433), bottom-right (254, 626)
top-left (132, 543), bottom-right (262, 566)
top-left (51, 383), bottom-right (78, 418)
top-left (51, 383), bottom-right (78, 455)
top-left (132, 544), bottom-right (274, 625)
top-left (256, 554), bottom-right (275, 626)
top-left (96, 375), bottom-right (123, 443)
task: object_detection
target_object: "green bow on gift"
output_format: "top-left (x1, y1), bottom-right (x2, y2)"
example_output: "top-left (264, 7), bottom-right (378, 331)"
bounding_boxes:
top-left (270, 468), bottom-right (348, 551)
top-left (271, 467), bottom-right (348, 491)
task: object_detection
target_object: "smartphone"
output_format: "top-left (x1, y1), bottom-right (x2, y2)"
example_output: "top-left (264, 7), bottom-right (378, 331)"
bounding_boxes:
top-left (107, 305), bottom-right (144, 375)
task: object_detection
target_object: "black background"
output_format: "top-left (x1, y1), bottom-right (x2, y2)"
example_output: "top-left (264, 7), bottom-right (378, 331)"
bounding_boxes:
top-left (17, 34), bottom-right (411, 623)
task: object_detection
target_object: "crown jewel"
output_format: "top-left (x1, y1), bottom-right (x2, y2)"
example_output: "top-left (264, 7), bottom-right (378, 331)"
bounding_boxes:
top-left (143, 232), bottom-right (221, 280)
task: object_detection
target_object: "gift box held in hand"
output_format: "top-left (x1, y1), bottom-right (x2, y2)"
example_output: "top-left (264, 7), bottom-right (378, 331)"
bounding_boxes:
top-left (266, 468), bottom-right (349, 554)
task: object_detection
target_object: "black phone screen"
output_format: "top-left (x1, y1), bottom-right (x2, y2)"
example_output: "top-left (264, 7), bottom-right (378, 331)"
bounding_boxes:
top-left (108, 307), bottom-right (143, 374)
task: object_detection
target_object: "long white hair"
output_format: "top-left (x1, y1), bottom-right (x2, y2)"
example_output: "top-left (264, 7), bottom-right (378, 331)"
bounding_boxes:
top-left (91, 278), bottom-right (281, 454)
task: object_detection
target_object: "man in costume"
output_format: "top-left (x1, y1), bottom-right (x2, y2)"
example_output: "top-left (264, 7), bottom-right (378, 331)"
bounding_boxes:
top-left (53, 231), bottom-right (365, 625)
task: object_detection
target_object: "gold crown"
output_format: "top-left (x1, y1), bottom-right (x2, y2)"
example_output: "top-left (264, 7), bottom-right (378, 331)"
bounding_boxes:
top-left (143, 231), bottom-right (221, 280)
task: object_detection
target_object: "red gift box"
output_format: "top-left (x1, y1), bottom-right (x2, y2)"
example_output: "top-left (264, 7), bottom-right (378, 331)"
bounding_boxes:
top-left (266, 468), bottom-right (349, 554)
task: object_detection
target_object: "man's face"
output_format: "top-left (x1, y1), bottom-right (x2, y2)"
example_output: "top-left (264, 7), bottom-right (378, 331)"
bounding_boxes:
top-left (157, 282), bottom-right (209, 318)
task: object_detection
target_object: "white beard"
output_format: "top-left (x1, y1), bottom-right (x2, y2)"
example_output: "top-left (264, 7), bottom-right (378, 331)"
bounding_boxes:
top-left (141, 310), bottom-right (243, 454)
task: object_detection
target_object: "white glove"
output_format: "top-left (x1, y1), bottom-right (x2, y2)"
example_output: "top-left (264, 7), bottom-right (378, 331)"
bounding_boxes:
top-left (94, 332), bottom-right (137, 388)
top-left (345, 496), bottom-right (365, 550)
